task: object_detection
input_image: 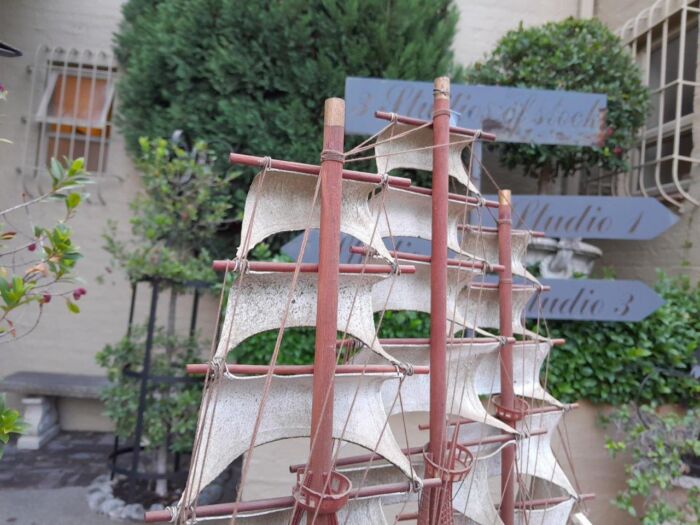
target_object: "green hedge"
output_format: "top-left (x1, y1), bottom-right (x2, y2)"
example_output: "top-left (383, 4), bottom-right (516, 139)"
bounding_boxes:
top-left (545, 273), bottom-right (700, 406)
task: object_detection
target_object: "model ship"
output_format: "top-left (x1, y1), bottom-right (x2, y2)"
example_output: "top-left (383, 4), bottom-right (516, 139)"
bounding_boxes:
top-left (145, 77), bottom-right (593, 525)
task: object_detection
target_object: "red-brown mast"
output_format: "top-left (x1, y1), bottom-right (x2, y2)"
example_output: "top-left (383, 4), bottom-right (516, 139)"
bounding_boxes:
top-left (418, 76), bottom-right (451, 524)
top-left (306, 97), bottom-right (345, 525)
top-left (498, 189), bottom-right (516, 525)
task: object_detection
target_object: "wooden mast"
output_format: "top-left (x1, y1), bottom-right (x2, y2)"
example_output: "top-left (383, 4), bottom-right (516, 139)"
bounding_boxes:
top-left (307, 97), bottom-right (346, 525)
top-left (498, 189), bottom-right (516, 525)
top-left (419, 76), bottom-right (451, 524)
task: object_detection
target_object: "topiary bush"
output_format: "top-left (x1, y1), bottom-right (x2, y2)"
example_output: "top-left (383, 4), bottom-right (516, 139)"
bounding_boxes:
top-left (545, 272), bottom-right (700, 407)
top-left (114, 0), bottom-right (463, 218)
top-left (465, 18), bottom-right (649, 188)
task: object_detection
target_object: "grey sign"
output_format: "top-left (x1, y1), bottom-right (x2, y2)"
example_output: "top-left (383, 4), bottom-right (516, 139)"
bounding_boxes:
top-left (479, 195), bottom-right (679, 240)
top-left (527, 278), bottom-right (663, 322)
top-left (345, 76), bottom-right (607, 145)
top-left (281, 233), bottom-right (664, 322)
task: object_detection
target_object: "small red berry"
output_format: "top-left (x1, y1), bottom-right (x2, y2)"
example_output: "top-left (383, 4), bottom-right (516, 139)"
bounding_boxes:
top-left (42, 293), bottom-right (51, 304)
top-left (73, 290), bottom-right (81, 301)
top-left (28, 242), bottom-right (37, 252)
top-left (613, 146), bottom-right (623, 157)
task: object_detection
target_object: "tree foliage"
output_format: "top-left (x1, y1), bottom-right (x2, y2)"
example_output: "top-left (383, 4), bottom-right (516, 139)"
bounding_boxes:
top-left (114, 0), bottom-right (462, 216)
top-left (103, 137), bottom-right (235, 284)
top-left (465, 17), bottom-right (649, 181)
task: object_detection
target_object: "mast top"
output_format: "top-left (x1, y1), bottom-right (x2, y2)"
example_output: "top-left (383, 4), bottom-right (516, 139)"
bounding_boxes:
top-left (324, 97), bottom-right (345, 126)
top-left (499, 189), bottom-right (512, 205)
top-left (434, 76), bottom-right (450, 99)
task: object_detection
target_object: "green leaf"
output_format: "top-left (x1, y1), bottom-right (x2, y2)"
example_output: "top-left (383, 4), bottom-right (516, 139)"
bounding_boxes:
top-left (66, 300), bottom-right (80, 314)
top-left (66, 192), bottom-right (81, 210)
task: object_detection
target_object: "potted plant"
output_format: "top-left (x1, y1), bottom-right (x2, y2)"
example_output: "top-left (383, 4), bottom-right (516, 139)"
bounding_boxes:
top-left (99, 135), bottom-right (236, 504)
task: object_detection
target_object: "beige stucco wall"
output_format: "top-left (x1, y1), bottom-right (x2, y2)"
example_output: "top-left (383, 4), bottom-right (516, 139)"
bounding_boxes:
top-left (0, 0), bottom-right (220, 393)
top-left (0, 0), bottom-right (134, 381)
top-left (453, 0), bottom-right (591, 66)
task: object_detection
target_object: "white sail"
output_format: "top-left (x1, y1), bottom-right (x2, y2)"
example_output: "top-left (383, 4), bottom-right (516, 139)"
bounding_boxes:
top-left (515, 498), bottom-right (576, 525)
top-left (215, 271), bottom-right (400, 365)
top-left (236, 168), bottom-right (394, 261)
top-left (452, 442), bottom-right (504, 525)
top-left (452, 284), bottom-right (537, 332)
top-left (471, 341), bottom-right (563, 407)
top-left (459, 226), bottom-right (536, 281)
top-left (374, 121), bottom-right (480, 194)
top-left (231, 495), bottom-right (389, 525)
top-left (183, 373), bottom-right (417, 508)
top-left (371, 186), bottom-right (476, 256)
top-left (515, 410), bottom-right (577, 497)
top-left (370, 258), bottom-right (537, 331)
top-left (353, 342), bottom-right (515, 434)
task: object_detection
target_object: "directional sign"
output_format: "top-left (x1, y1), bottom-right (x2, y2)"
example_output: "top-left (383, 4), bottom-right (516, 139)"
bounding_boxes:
top-left (526, 278), bottom-right (663, 322)
top-left (479, 195), bottom-right (679, 240)
top-left (281, 233), bottom-right (664, 322)
top-left (345, 77), bottom-right (607, 146)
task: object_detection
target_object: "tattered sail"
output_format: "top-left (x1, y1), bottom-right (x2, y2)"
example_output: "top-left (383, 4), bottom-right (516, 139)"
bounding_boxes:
top-left (374, 121), bottom-right (480, 194)
top-left (459, 225), bottom-right (536, 280)
top-left (236, 168), bottom-right (394, 261)
top-left (452, 442), bottom-right (506, 525)
top-left (183, 373), bottom-right (416, 508)
top-left (353, 342), bottom-right (515, 434)
top-left (371, 187), bottom-right (535, 279)
top-left (371, 187), bottom-right (475, 255)
top-left (369, 257), bottom-right (538, 332)
top-left (215, 271), bottom-right (400, 365)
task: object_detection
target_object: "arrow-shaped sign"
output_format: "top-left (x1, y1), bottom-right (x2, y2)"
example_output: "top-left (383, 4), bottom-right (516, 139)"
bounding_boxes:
top-left (281, 233), bottom-right (664, 322)
top-left (479, 195), bottom-right (678, 240)
top-left (526, 278), bottom-right (663, 322)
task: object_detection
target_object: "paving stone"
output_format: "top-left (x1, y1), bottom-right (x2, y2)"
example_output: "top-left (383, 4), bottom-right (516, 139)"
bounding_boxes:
top-left (0, 431), bottom-right (114, 490)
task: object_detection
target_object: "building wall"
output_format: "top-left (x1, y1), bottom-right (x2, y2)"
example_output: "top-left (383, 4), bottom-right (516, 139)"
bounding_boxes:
top-left (453, 0), bottom-right (591, 67)
top-left (594, 0), bottom-right (700, 283)
top-left (0, 0), bottom-right (135, 383)
top-left (0, 0), bottom-right (220, 390)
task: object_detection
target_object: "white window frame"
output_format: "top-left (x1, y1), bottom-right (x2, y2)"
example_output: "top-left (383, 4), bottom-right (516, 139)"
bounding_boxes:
top-left (616, 0), bottom-right (700, 208)
top-left (20, 46), bottom-right (117, 203)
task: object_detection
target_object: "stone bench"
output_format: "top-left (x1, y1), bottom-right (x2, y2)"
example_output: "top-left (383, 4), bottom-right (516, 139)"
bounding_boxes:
top-left (0, 372), bottom-right (110, 450)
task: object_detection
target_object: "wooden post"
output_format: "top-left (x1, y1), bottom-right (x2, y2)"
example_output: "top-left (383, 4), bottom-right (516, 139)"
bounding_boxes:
top-left (498, 189), bottom-right (515, 525)
top-left (418, 76), bottom-right (451, 525)
top-left (307, 97), bottom-right (345, 525)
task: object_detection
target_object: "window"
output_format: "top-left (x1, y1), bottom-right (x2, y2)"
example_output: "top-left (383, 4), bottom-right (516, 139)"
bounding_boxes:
top-left (615, 0), bottom-right (700, 208)
top-left (21, 47), bottom-right (116, 193)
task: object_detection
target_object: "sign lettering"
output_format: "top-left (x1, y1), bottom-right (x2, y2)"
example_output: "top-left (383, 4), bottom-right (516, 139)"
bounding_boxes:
top-left (345, 77), bottom-right (607, 146)
top-left (480, 195), bottom-right (678, 240)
